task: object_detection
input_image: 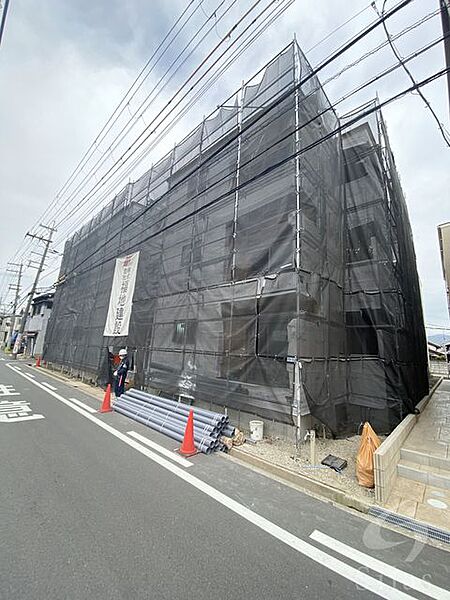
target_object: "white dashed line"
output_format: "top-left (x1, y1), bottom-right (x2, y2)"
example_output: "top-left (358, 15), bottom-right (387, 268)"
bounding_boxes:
top-left (127, 430), bottom-right (193, 467)
top-left (68, 397), bottom-right (97, 414)
top-left (40, 382), bottom-right (57, 391)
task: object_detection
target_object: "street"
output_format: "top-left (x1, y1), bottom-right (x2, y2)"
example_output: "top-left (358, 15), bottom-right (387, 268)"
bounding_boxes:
top-left (1, 352), bottom-right (449, 600)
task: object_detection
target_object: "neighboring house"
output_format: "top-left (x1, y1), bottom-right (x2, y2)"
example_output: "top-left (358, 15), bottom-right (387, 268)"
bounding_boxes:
top-left (0, 314), bottom-right (12, 347)
top-left (24, 292), bottom-right (54, 357)
top-left (428, 340), bottom-right (446, 360)
top-left (428, 340), bottom-right (450, 377)
top-left (438, 221), bottom-right (450, 319)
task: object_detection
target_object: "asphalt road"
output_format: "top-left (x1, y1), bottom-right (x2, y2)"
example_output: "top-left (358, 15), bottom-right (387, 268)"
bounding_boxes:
top-left (1, 353), bottom-right (449, 600)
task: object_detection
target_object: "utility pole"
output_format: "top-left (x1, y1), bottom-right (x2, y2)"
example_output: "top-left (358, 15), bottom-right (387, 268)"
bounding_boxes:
top-left (6, 261), bottom-right (23, 350)
top-left (12, 225), bottom-right (56, 359)
top-left (441, 0), bottom-right (450, 117)
top-left (0, 0), bottom-right (10, 47)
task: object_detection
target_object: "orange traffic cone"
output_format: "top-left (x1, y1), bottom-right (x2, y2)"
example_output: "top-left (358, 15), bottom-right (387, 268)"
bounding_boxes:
top-left (35, 356), bottom-right (41, 367)
top-left (100, 384), bottom-right (112, 413)
top-left (178, 409), bottom-right (198, 456)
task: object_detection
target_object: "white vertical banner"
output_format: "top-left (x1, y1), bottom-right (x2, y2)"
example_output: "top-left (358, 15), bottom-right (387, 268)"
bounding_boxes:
top-left (103, 251), bottom-right (140, 337)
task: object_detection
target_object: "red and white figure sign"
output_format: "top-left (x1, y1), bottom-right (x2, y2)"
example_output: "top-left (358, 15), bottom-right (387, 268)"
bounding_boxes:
top-left (103, 251), bottom-right (140, 337)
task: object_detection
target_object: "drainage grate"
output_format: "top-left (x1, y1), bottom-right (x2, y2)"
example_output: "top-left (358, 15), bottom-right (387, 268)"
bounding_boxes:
top-left (369, 506), bottom-right (450, 545)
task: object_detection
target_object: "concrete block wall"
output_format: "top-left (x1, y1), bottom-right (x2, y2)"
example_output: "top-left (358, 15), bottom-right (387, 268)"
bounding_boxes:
top-left (374, 414), bottom-right (416, 503)
top-left (374, 381), bottom-right (439, 503)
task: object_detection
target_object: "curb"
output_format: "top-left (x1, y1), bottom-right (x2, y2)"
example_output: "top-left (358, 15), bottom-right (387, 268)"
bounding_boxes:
top-left (418, 375), bottom-right (443, 411)
top-left (230, 447), bottom-right (373, 514)
top-left (27, 363), bottom-right (104, 401)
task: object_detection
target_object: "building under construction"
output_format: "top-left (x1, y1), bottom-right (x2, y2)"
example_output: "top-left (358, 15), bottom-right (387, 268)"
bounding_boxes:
top-left (43, 41), bottom-right (428, 436)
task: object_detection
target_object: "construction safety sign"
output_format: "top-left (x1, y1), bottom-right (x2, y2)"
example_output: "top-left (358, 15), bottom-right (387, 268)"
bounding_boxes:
top-left (103, 251), bottom-right (140, 337)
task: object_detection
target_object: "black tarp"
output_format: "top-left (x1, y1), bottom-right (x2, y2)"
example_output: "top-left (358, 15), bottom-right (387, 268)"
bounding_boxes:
top-left (43, 42), bottom-right (428, 435)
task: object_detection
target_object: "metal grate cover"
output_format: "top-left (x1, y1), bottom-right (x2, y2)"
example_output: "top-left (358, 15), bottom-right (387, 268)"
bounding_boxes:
top-left (369, 506), bottom-right (450, 545)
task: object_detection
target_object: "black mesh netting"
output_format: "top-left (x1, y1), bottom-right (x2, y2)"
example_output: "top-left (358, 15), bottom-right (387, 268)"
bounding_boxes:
top-left (43, 42), bottom-right (428, 435)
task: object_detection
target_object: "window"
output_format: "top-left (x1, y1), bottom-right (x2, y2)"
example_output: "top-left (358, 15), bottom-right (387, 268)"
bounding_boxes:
top-left (181, 244), bottom-right (191, 266)
top-left (347, 222), bottom-right (376, 262)
top-left (192, 236), bottom-right (202, 263)
top-left (344, 157), bottom-right (367, 183)
top-left (180, 237), bottom-right (202, 266)
top-left (172, 320), bottom-right (197, 345)
top-left (347, 327), bottom-right (379, 355)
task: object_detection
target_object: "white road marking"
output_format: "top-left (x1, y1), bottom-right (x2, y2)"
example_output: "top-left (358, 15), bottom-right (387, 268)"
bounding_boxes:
top-left (0, 414), bottom-right (45, 423)
top-left (0, 357), bottom-right (5, 361)
top-left (0, 384), bottom-right (20, 396)
top-left (0, 393), bottom-right (44, 422)
top-left (310, 530), bottom-right (450, 600)
top-left (68, 397), bottom-right (97, 414)
top-left (27, 373), bottom-right (36, 378)
top-left (5, 364), bottom-right (438, 600)
top-left (127, 430), bottom-right (193, 467)
top-left (14, 366), bottom-right (21, 370)
top-left (40, 382), bottom-right (57, 391)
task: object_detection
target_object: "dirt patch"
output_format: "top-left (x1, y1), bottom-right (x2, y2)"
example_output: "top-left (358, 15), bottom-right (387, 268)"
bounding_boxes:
top-left (239, 434), bottom-right (386, 503)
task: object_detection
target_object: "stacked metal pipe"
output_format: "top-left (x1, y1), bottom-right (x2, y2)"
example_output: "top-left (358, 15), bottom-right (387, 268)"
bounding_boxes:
top-left (113, 388), bottom-right (233, 454)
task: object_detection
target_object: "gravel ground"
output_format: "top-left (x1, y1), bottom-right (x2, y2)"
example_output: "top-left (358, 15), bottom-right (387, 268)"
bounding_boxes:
top-left (239, 433), bottom-right (386, 503)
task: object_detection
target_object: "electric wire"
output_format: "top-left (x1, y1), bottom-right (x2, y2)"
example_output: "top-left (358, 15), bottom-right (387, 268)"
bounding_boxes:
top-left (0, 0), bottom-right (408, 270)
top-left (61, 67), bottom-right (450, 282)
top-left (50, 0), bottom-right (237, 226)
top-left (5, 3), bottom-right (294, 304)
top-left (48, 0), bottom-right (414, 256)
top-left (378, 0), bottom-right (450, 147)
top-left (0, 0), bottom-right (240, 300)
top-left (54, 0), bottom-right (423, 277)
top-left (50, 0), bottom-right (282, 230)
top-left (0, 0), bottom-right (210, 282)
top-left (14, 0), bottom-right (430, 296)
top-left (305, 2), bottom-right (374, 54)
top-left (2, 0), bottom-right (436, 307)
top-left (59, 65), bottom-right (450, 285)
top-left (28, 0), bottom-right (205, 230)
top-left (49, 0), bottom-right (295, 250)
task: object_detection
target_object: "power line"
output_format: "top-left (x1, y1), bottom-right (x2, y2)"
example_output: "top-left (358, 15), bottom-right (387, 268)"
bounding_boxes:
top-left (61, 64), bottom-right (450, 283)
top-left (0, 0), bottom-right (438, 304)
top-left (27, 0), bottom-right (205, 232)
top-left (34, 0), bottom-right (430, 289)
top-left (57, 0), bottom-right (418, 277)
top-left (376, 0), bottom-right (450, 147)
top-left (0, 0), bottom-right (428, 302)
top-left (0, 0), bottom-right (234, 299)
top-left (0, 0), bottom-right (10, 47)
top-left (47, 0), bottom-right (414, 254)
top-left (50, 0), bottom-right (239, 227)
top-left (49, 1), bottom-right (295, 250)
top-left (305, 2), bottom-right (373, 54)
top-left (0, 0), bottom-right (407, 281)
top-left (0, 0), bottom-right (214, 280)
top-left (3, 0), bottom-right (274, 272)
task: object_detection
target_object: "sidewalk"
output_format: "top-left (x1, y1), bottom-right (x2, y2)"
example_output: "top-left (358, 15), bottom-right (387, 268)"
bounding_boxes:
top-left (24, 360), bottom-right (105, 403)
top-left (385, 381), bottom-right (450, 531)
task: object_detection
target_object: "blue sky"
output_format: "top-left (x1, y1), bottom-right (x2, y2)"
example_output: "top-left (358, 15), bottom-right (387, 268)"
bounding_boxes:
top-left (0, 0), bottom-right (449, 332)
